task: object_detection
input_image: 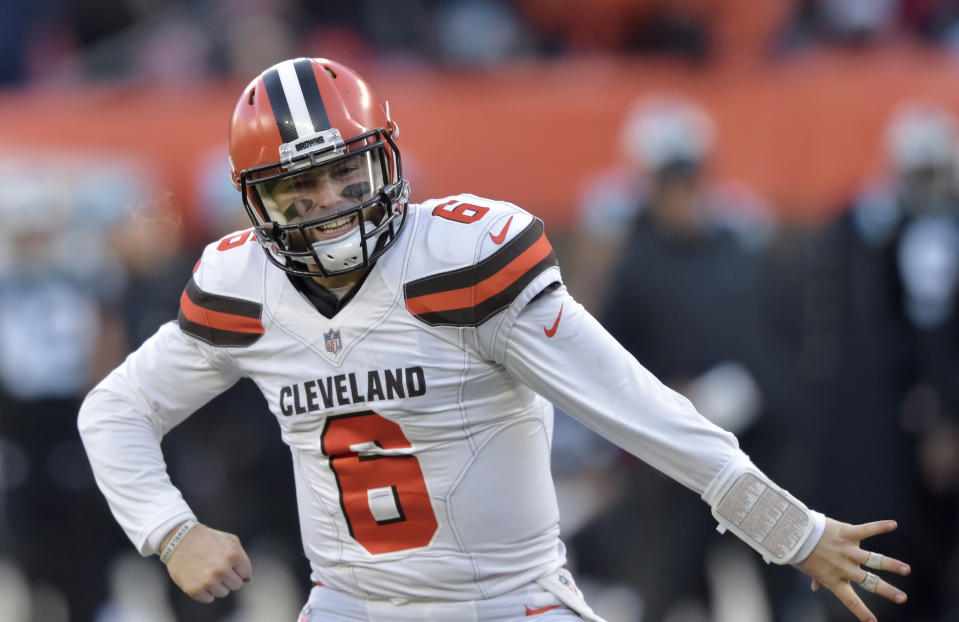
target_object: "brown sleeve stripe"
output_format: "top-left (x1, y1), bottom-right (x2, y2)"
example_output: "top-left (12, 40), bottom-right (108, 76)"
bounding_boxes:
top-left (177, 278), bottom-right (264, 347)
top-left (404, 219), bottom-right (559, 326)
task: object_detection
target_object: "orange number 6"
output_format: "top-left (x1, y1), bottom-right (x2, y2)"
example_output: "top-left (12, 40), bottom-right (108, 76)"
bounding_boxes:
top-left (216, 228), bottom-right (255, 251)
top-left (321, 412), bottom-right (438, 555)
top-left (432, 201), bottom-right (490, 224)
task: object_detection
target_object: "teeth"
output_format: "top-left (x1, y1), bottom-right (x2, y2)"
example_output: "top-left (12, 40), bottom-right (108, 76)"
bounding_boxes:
top-left (318, 215), bottom-right (354, 233)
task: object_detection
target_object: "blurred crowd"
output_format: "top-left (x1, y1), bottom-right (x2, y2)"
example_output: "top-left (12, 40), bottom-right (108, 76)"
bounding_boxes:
top-left (7, 0), bottom-right (959, 85)
top-left (558, 94), bottom-right (959, 622)
top-left (0, 2), bottom-right (957, 622)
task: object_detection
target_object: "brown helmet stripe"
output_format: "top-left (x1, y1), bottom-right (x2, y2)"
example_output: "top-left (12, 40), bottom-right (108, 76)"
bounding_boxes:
top-left (293, 58), bottom-right (331, 132)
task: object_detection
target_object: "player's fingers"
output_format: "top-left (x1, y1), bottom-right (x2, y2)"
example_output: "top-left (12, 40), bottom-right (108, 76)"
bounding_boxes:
top-left (829, 582), bottom-right (876, 622)
top-left (856, 549), bottom-right (912, 575)
top-left (193, 590), bottom-right (216, 604)
top-left (855, 569), bottom-right (908, 605)
top-left (849, 520), bottom-right (897, 542)
top-left (811, 578), bottom-right (822, 592)
top-left (222, 570), bottom-right (245, 591)
top-left (875, 578), bottom-right (908, 605)
top-left (208, 582), bottom-right (230, 598)
top-left (232, 547), bottom-right (253, 582)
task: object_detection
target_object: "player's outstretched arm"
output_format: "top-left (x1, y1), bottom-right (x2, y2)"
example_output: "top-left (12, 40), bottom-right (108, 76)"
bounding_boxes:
top-left (161, 521), bottom-right (253, 603)
top-left (794, 518), bottom-right (910, 622)
top-left (501, 288), bottom-right (912, 620)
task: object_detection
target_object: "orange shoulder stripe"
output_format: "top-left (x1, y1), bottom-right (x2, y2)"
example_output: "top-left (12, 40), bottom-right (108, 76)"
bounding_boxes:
top-left (405, 232), bottom-right (553, 315)
top-left (179, 290), bottom-right (265, 334)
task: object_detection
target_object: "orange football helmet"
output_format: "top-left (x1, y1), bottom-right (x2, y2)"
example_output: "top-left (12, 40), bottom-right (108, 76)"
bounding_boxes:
top-left (229, 57), bottom-right (408, 276)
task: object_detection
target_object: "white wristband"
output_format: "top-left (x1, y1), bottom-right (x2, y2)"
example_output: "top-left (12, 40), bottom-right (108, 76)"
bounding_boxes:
top-left (159, 519), bottom-right (198, 564)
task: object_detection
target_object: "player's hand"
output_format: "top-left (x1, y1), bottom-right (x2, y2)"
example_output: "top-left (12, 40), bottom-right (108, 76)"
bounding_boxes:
top-left (794, 518), bottom-right (910, 622)
top-left (162, 522), bottom-right (252, 603)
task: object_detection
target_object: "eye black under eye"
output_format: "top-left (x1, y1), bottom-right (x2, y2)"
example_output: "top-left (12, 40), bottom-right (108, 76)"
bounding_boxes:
top-left (342, 182), bottom-right (372, 200)
top-left (282, 203), bottom-right (300, 221)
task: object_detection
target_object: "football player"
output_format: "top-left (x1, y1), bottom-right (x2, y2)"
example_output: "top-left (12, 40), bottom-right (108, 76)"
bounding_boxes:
top-left (79, 58), bottom-right (910, 621)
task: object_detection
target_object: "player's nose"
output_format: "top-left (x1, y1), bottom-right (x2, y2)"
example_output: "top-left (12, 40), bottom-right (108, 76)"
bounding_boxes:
top-left (312, 180), bottom-right (346, 211)
top-left (288, 198), bottom-right (317, 221)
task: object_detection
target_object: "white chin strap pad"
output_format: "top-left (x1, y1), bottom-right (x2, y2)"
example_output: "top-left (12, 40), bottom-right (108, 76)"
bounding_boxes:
top-left (706, 463), bottom-right (823, 565)
top-left (310, 220), bottom-right (376, 272)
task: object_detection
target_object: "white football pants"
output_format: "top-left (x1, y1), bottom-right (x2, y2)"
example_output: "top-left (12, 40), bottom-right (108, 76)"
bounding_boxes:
top-left (296, 568), bottom-right (607, 622)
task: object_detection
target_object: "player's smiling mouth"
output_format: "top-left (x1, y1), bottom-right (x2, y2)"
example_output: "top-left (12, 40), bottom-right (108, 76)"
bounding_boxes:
top-left (316, 214), bottom-right (357, 238)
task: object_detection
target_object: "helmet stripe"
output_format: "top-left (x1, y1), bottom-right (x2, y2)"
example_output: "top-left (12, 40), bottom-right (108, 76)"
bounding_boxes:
top-left (293, 58), bottom-right (331, 132)
top-left (262, 67), bottom-right (298, 144)
top-left (277, 60), bottom-right (315, 139)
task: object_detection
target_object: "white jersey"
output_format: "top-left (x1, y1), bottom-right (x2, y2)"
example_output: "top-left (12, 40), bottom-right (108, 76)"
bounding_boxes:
top-left (79, 194), bottom-right (822, 603)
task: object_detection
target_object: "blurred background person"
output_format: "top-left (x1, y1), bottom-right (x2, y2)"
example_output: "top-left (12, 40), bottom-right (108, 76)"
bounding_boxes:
top-left (0, 555), bottom-right (32, 622)
top-left (0, 157), bottom-right (132, 622)
top-left (93, 552), bottom-right (177, 622)
top-left (565, 93), bottom-right (775, 314)
top-left (562, 94), bottom-right (791, 622)
top-left (797, 100), bottom-right (959, 621)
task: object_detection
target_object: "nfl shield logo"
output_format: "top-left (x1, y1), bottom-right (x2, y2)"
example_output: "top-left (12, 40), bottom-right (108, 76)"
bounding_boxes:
top-left (324, 329), bottom-right (342, 354)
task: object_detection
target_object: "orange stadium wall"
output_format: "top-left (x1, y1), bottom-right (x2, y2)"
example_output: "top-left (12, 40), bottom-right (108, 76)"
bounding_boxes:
top-left (3, 48), bottom-right (959, 241)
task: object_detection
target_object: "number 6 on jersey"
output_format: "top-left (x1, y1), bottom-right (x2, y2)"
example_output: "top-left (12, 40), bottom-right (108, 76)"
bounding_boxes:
top-left (320, 412), bottom-right (439, 554)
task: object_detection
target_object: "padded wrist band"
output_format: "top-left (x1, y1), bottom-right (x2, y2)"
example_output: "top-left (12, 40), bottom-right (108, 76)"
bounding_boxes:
top-left (711, 471), bottom-right (814, 565)
top-left (159, 519), bottom-right (198, 564)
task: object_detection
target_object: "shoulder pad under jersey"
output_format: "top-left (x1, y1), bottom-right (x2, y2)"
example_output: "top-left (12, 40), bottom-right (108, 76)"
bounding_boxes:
top-left (177, 228), bottom-right (267, 347)
top-left (402, 194), bottom-right (560, 327)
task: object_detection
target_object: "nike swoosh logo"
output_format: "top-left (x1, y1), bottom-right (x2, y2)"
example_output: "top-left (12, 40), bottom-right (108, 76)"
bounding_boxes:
top-left (489, 215), bottom-right (514, 244)
top-left (525, 604), bottom-right (562, 616)
top-left (543, 303), bottom-right (564, 338)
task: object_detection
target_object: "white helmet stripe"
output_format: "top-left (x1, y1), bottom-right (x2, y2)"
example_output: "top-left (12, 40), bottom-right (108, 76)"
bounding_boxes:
top-left (277, 60), bottom-right (316, 140)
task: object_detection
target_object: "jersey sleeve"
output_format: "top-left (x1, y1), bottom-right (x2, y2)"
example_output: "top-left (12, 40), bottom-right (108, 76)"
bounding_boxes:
top-left (502, 285), bottom-right (742, 493)
top-left (177, 230), bottom-right (266, 348)
top-left (402, 196), bottom-right (563, 362)
top-left (501, 286), bottom-right (825, 563)
top-left (77, 320), bottom-right (242, 555)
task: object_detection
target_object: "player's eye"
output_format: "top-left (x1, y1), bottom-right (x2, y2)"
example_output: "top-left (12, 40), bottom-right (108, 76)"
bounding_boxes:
top-left (329, 160), bottom-right (360, 180)
top-left (291, 176), bottom-right (320, 192)
top-left (281, 199), bottom-right (316, 222)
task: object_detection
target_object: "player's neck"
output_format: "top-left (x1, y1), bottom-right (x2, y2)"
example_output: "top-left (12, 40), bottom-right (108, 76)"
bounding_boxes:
top-left (309, 267), bottom-right (370, 292)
